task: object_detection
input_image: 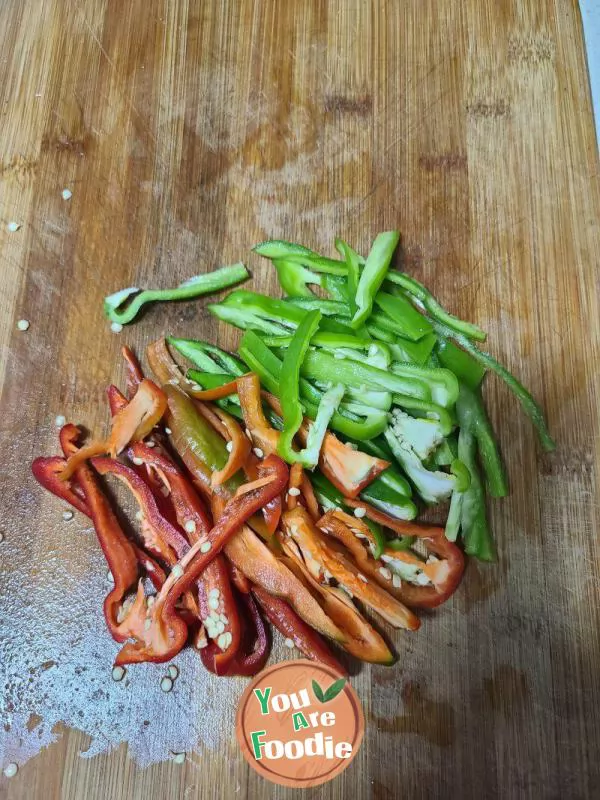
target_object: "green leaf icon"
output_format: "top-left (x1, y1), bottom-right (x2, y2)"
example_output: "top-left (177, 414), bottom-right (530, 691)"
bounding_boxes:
top-left (323, 677), bottom-right (347, 702)
top-left (312, 677), bottom-right (347, 703)
top-left (312, 679), bottom-right (325, 703)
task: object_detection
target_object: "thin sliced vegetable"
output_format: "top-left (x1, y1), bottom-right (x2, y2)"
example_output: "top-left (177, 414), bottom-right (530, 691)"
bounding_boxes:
top-left (351, 231), bottom-right (400, 328)
top-left (104, 263), bottom-right (249, 325)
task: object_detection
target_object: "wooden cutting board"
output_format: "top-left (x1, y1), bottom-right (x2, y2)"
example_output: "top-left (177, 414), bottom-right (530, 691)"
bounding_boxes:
top-left (1, 2), bottom-right (599, 798)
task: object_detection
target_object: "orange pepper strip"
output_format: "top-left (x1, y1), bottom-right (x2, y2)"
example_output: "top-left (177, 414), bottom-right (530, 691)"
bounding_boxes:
top-left (187, 377), bottom-right (247, 401)
top-left (59, 379), bottom-right (167, 480)
top-left (210, 406), bottom-right (251, 487)
top-left (237, 373), bottom-right (280, 456)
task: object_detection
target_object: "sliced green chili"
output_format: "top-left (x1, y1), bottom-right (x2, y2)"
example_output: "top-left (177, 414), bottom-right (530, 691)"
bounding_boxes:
top-left (351, 231), bottom-right (400, 328)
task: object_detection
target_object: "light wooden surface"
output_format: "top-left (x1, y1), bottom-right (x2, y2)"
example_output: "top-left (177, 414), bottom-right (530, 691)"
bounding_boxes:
top-left (1, 1), bottom-right (599, 798)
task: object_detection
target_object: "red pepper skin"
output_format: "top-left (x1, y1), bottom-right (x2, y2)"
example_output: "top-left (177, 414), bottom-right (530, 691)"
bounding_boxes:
top-left (132, 545), bottom-right (167, 591)
top-left (31, 456), bottom-right (90, 517)
top-left (116, 456), bottom-right (287, 666)
top-left (122, 345), bottom-right (144, 398)
top-left (263, 494), bottom-right (282, 535)
top-left (339, 500), bottom-right (465, 608)
top-left (59, 425), bottom-right (141, 642)
top-left (162, 455), bottom-right (288, 605)
top-left (107, 384), bottom-right (128, 415)
top-left (201, 591), bottom-right (270, 677)
top-left (252, 585), bottom-right (346, 675)
top-left (129, 443), bottom-right (212, 539)
top-left (229, 562), bottom-right (252, 594)
top-left (92, 457), bottom-right (190, 560)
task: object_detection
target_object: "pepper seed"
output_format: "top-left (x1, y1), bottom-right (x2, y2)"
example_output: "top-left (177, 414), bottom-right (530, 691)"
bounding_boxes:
top-left (62, 510), bottom-right (74, 521)
top-left (3, 763), bottom-right (18, 778)
top-left (167, 665), bottom-right (179, 680)
top-left (160, 676), bottom-right (173, 693)
top-left (112, 666), bottom-right (126, 682)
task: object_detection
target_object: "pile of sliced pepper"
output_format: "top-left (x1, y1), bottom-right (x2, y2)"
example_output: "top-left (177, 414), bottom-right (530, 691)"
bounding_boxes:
top-left (30, 231), bottom-right (553, 677)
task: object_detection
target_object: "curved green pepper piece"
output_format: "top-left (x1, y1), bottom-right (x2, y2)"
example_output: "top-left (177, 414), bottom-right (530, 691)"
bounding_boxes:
top-left (335, 238), bottom-right (362, 315)
top-left (168, 337), bottom-right (246, 376)
top-left (104, 263), bottom-right (249, 325)
top-left (351, 231), bottom-right (400, 329)
top-left (253, 240), bottom-right (348, 275)
top-left (274, 259), bottom-right (322, 297)
top-left (391, 394), bottom-right (454, 436)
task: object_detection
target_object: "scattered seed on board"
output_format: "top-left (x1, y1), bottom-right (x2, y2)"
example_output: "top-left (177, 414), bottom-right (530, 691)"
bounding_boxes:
top-left (17, 319), bottom-right (30, 331)
top-left (62, 510), bottom-right (74, 521)
top-left (110, 322), bottom-right (123, 333)
top-left (160, 676), bottom-right (173, 693)
top-left (61, 188), bottom-right (72, 200)
top-left (200, 541), bottom-right (211, 553)
top-left (353, 507), bottom-right (367, 518)
top-left (112, 666), bottom-right (126, 682)
top-left (172, 752), bottom-right (186, 765)
top-left (284, 638), bottom-right (295, 649)
top-left (55, 414), bottom-right (66, 428)
top-left (167, 665), bottom-right (179, 680)
top-left (3, 763), bottom-right (18, 778)
top-left (7, 221), bottom-right (21, 232)
top-left (288, 487), bottom-right (301, 497)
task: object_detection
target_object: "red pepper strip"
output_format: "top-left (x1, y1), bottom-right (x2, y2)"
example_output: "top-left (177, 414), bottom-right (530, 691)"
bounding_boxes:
top-left (210, 406), bottom-right (251, 487)
top-left (132, 545), bottom-right (167, 590)
top-left (122, 345), bottom-right (144, 398)
top-left (262, 494), bottom-right (282, 535)
top-left (287, 463), bottom-right (303, 509)
top-left (202, 590), bottom-right (270, 677)
top-left (107, 384), bottom-right (128, 415)
top-left (91, 457), bottom-right (190, 561)
top-left (235, 474), bottom-right (277, 497)
top-left (200, 591), bottom-right (270, 677)
top-left (323, 506), bottom-right (465, 609)
top-left (237, 373), bottom-right (280, 456)
top-left (59, 425), bottom-right (141, 642)
top-left (116, 459), bottom-right (287, 665)
top-left (32, 456), bottom-right (91, 517)
top-left (252, 585), bottom-right (346, 674)
top-left (147, 337), bottom-right (187, 385)
top-left (344, 497), bottom-right (444, 538)
top-left (229, 561), bottom-right (252, 593)
top-left (301, 474), bottom-right (320, 521)
top-left (196, 562), bottom-right (242, 675)
top-left (60, 380), bottom-right (167, 480)
top-left (281, 506), bottom-right (420, 631)
top-left (187, 377), bottom-right (247, 401)
top-left (243, 453), bottom-right (281, 533)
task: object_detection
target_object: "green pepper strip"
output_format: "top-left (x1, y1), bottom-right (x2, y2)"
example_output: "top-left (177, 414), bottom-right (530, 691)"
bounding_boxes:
top-left (238, 331), bottom-right (388, 440)
top-left (320, 274), bottom-right (350, 303)
top-left (436, 338), bottom-right (485, 390)
top-left (457, 426), bottom-right (496, 560)
top-left (253, 240), bottom-right (348, 275)
top-left (208, 290), bottom-right (308, 335)
top-left (104, 263), bottom-right (249, 325)
top-left (335, 238), bottom-right (361, 315)
top-left (278, 311), bottom-right (324, 466)
top-left (456, 384), bottom-right (508, 498)
top-left (351, 231), bottom-right (400, 329)
top-left (388, 333), bottom-right (438, 366)
top-left (274, 259), bottom-right (322, 297)
top-left (301, 349), bottom-right (459, 408)
top-left (391, 394), bottom-right (454, 435)
top-left (285, 297), bottom-right (351, 317)
top-left (373, 292), bottom-right (433, 341)
top-left (168, 337), bottom-right (246, 376)
top-left (432, 320), bottom-right (555, 452)
top-left (385, 271), bottom-right (487, 342)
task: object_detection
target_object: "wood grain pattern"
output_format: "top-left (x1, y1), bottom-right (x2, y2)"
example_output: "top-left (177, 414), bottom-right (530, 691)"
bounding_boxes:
top-left (1, 1), bottom-right (599, 798)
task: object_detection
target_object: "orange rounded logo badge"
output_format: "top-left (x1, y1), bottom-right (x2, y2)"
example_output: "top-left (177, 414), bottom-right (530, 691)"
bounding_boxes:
top-left (235, 659), bottom-right (364, 788)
